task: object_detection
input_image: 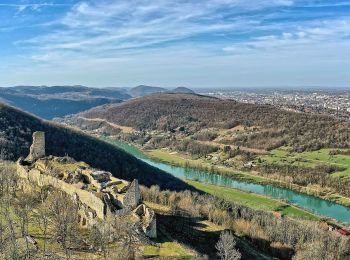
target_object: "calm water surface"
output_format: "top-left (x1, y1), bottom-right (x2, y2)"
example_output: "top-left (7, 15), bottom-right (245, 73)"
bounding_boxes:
top-left (111, 139), bottom-right (350, 225)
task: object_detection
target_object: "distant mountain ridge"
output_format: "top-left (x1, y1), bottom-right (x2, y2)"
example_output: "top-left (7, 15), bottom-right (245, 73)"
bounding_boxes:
top-left (0, 85), bottom-right (131, 119)
top-left (171, 87), bottom-right (195, 94)
top-left (0, 85), bottom-right (196, 119)
top-left (128, 85), bottom-right (195, 97)
top-left (128, 85), bottom-right (167, 97)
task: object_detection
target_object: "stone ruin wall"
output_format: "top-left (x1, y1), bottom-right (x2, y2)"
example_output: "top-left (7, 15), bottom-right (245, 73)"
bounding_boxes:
top-left (17, 162), bottom-right (105, 220)
top-left (134, 204), bottom-right (157, 238)
top-left (17, 131), bottom-right (157, 237)
top-left (123, 179), bottom-right (142, 209)
top-left (143, 207), bottom-right (157, 238)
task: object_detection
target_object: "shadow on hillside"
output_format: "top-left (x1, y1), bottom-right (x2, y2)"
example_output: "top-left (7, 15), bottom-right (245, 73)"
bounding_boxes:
top-left (156, 214), bottom-right (294, 260)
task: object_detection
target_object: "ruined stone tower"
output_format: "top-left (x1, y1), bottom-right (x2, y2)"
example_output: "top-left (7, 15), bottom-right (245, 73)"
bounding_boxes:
top-left (26, 131), bottom-right (45, 162)
top-left (123, 179), bottom-right (142, 209)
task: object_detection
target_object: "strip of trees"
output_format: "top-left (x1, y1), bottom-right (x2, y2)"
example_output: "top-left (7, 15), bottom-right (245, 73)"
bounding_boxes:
top-left (141, 185), bottom-right (350, 260)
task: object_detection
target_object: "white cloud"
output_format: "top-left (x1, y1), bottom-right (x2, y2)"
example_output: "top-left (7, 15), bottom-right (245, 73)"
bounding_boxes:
top-left (223, 18), bottom-right (350, 53)
top-left (17, 0), bottom-right (300, 61)
top-left (2, 0), bottom-right (350, 87)
top-left (0, 3), bottom-right (69, 13)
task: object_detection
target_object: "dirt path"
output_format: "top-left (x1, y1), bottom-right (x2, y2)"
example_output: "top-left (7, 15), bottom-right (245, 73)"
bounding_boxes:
top-left (78, 116), bottom-right (135, 133)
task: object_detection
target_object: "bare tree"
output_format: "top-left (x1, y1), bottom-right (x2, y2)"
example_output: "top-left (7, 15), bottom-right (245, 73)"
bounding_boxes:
top-left (48, 190), bottom-right (79, 259)
top-left (14, 192), bottom-right (38, 259)
top-left (35, 198), bottom-right (51, 256)
top-left (89, 213), bottom-right (114, 259)
top-left (0, 163), bottom-right (19, 258)
top-left (0, 196), bottom-right (18, 259)
top-left (216, 231), bottom-right (241, 260)
top-left (112, 216), bottom-right (139, 259)
top-left (0, 162), bottom-right (17, 198)
top-left (14, 193), bottom-right (37, 237)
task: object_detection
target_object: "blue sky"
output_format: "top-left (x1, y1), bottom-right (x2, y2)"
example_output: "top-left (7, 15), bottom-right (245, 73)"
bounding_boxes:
top-left (0, 0), bottom-right (349, 88)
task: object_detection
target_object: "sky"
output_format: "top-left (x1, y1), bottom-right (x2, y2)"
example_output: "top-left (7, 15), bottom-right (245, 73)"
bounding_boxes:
top-left (0, 0), bottom-right (349, 88)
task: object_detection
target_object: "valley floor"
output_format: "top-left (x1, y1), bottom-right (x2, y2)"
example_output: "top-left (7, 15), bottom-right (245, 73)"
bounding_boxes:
top-left (102, 138), bottom-right (350, 227)
top-left (144, 148), bottom-right (350, 209)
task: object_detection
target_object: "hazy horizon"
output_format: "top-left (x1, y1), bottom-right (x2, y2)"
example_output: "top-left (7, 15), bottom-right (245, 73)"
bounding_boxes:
top-left (1, 85), bottom-right (350, 91)
top-left (0, 0), bottom-right (349, 87)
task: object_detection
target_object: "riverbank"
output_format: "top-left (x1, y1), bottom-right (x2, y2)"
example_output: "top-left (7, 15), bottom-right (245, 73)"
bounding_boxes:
top-left (185, 180), bottom-right (319, 221)
top-left (145, 149), bottom-right (350, 208)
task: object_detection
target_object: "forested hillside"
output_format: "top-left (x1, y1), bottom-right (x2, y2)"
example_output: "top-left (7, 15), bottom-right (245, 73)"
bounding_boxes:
top-left (81, 93), bottom-right (350, 151)
top-left (0, 103), bottom-right (191, 190)
top-left (0, 86), bottom-right (130, 119)
top-left (128, 85), bottom-right (166, 97)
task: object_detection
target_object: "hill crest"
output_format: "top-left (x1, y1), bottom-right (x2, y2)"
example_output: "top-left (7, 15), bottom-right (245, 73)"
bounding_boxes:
top-left (78, 93), bottom-right (350, 151)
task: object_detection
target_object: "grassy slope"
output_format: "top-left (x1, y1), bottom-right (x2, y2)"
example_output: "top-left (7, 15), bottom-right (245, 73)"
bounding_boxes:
top-left (186, 180), bottom-right (319, 221)
top-left (143, 236), bottom-right (196, 259)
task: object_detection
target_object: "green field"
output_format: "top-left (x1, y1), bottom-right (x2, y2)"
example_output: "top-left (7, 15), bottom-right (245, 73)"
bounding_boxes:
top-left (144, 242), bottom-right (194, 259)
top-left (146, 149), bottom-right (206, 168)
top-left (262, 147), bottom-right (350, 177)
top-left (186, 180), bottom-right (319, 221)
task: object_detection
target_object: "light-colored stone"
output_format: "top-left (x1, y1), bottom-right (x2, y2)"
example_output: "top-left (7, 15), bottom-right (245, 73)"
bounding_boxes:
top-left (17, 132), bottom-right (156, 238)
top-left (123, 179), bottom-right (142, 209)
top-left (134, 204), bottom-right (157, 238)
top-left (26, 131), bottom-right (45, 161)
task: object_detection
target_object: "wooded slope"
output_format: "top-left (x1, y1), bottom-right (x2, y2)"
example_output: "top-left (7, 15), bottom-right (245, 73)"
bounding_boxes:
top-left (81, 93), bottom-right (350, 151)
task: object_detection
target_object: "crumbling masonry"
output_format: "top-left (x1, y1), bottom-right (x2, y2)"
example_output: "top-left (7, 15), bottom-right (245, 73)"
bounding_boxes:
top-left (26, 131), bottom-right (45, 162)
top-left (17, 132), bottom-right (157, 238)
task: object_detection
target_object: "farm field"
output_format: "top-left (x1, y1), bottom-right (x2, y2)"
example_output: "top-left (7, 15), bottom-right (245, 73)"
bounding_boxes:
top-left (261, 147), bottom-right (350, 177)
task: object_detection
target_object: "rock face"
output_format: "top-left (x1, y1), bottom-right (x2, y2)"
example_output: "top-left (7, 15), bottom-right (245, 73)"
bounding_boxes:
top-left (26, 132), bottom-right (45, 161)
